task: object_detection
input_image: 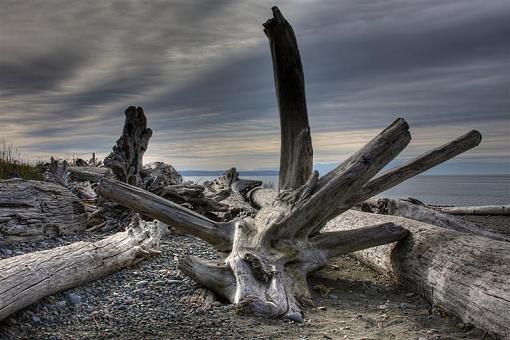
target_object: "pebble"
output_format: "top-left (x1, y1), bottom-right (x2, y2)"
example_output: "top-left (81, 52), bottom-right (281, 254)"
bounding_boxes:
top-left (406, 292), bottom-right (415, 298)
top-left (55, 301), bottom-right (67, 309)
top-left (66, 293), bottom-right (82, 305)
top-left (135, 280), bottom-right (149, 288)
top-left (400, 302), bottom-right (417, 310)
top-left (31, 315), bottom-right (41, 323)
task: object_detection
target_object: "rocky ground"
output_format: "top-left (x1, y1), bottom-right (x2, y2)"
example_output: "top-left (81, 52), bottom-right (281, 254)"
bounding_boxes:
top-left (0, 215), bottom-right (507, 340)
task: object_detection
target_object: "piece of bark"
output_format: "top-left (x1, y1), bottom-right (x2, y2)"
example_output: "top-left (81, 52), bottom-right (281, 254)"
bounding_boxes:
top-left (323, 210), bottom-right (510, 339)
top-left (0, 179), bottom-right (88, 243)
top-left (439, 205), bottom-right (510, 216)
top-left (0, 216), bottom-right (166, 321)
top-left (104, 106), bottom-right (152, 186)
top-left (264, 6), bottom-right (312, 191)
top-left (366, 197), bottom-right (509, 242)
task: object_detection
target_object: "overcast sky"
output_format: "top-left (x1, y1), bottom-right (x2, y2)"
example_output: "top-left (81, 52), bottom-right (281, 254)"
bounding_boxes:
top-left (1, 0), bottom-right (509, 173)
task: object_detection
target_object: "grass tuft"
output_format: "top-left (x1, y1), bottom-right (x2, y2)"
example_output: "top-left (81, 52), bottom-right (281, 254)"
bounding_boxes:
top-left (0, 140), bottom-right (44, 180)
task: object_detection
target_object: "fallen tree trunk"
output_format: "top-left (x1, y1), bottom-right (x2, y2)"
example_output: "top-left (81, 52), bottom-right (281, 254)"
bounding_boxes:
top-left (439, 204), bottom-right (510, 216)
top-left (365, 197), bottom-right (510, 242)
top-left (323, 210), bottom-right (510, 339)
top-left (0, 216), bottom-right (165, 321)
top-left (69, 166), bottom-right (112, 183)
top-left (0, 179), bottom-right (88, 243)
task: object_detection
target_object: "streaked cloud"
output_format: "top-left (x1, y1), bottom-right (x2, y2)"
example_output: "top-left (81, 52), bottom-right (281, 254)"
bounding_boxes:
top-left (1, 0), bottom-right (508, 173)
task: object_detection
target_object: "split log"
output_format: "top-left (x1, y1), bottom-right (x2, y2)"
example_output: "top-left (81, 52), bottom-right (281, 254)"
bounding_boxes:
top-left (323, 210), bottom-right (510, 338)
top-left (439, 204), bottom-right (510, 216)
top-left (98, 7), bottom-right (483, 323)
top-left (0, 179), bottom-right (88, 243)
top-left (365, 197), bottom-right (510, 242)
top-left (0, 216), bottom-right (165, 321)
top-left (104, 106), bottom-right (152, 186)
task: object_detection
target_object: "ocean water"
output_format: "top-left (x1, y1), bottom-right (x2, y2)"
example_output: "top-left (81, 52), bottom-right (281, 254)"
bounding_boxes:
top-left (184, 174), bottom-right (510, 206)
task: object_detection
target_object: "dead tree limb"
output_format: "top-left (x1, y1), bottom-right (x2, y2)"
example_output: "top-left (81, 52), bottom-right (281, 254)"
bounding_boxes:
top-left (365, 197), bottom-right (509, 242)
top-left (0, 216), bottom-right (165, 321)
top-left (0, 179), bottom-right (88, 243)
top-left (264, 6), bottom-right (312, 191)
top-left (323, 210), bottom-right (510, 339)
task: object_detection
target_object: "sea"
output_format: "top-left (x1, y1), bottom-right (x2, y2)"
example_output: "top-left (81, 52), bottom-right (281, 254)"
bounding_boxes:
top-left (184, 174), bottom-right (510, 206)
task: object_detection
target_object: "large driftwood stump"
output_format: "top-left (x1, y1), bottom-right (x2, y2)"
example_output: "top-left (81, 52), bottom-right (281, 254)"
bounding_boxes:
top-left (0, 179), bottom-right (88, 243)
top-left (0, 216), bottom-right (165, 321)
top-left (98, 6), bottom-right (482, 324)
top-left (104, 106), bottom-right (152, 186)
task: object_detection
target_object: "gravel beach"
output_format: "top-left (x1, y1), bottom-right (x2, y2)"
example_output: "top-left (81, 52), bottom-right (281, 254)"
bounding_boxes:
top-left (1, 215), bottom-right (507, 340)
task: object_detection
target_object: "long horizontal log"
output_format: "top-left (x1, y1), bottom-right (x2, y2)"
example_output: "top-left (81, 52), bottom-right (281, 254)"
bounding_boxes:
top-left (440, 204), bottom-right (510, 216)
top-left (323, 210), bottom-right (510, 338)
top-left (0, 216), bottom-right (165, 321)
top-left (367, 197), bottom-right (509, 242)
top-left (69, 166), bottom-right (112, 183)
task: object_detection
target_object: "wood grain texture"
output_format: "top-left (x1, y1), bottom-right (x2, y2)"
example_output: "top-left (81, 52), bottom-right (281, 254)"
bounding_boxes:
top-left (0, 216), bottom-right (165, 321)
top-left (0, 179), bottom-right (88, 243)
top-left (264, 6), bottom-right (312, 191)
top-left (324, 210), bottom-right (510, 338)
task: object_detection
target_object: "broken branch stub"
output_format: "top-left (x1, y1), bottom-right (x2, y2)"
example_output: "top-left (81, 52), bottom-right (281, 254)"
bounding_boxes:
top-left (104, 106), bottom-right (152, 186)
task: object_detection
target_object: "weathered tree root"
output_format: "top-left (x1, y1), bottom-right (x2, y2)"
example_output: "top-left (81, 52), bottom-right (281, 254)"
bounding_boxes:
top-left (98, 6), bottom-right (483, 324)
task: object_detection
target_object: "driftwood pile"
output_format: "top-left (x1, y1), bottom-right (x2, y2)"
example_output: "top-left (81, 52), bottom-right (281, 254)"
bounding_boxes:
top-left (0, 6), bottom-right (508, 339)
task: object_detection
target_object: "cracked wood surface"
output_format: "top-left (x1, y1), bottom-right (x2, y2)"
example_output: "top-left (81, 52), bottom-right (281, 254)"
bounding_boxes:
top-left (0, 216), bottom-right (165, 321)
top-left (0, 179), bottom-right (88, 243)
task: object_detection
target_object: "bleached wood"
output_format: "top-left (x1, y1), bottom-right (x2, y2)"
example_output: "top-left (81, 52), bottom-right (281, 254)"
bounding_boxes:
top-left (324, 210), bottom-right (510, 338)
top-left (366, 197), bottom-right (509, 242)
top-left (0, 216), bottom-right (165, 321)
top-left (440, 204), bottom-right (510, 216)
top-left (0, 179), bottom-right (88, 243)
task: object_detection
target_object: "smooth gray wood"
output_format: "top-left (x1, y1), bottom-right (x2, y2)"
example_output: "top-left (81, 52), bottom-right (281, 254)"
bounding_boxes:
top-left (0, 179), bottom-right (88, 243)
top-left (440, 204), bottom-right (510, 216)
top-left (324, 210), bottom-right (510, 339)
top-left (366, 197), bottom-right (509, 242)
top-left (0, 216), bottom-right (165, 321)
top-left (264, 7), bottom-right (312, 191)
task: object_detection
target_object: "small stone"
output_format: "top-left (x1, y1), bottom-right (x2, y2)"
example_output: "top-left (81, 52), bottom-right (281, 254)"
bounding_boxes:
top-left (135, 280), bottom-right (149, 288)
top-left (329, 293), bottom-right (339, 299)
top-left (66, 293), bottom-right (82, 305)
top-left (322, 333), bottom-right (332, 339)
top-left (427, 329), bottom-right (438, 334)
top-left (166, 279), bottom-right (182, 284)
top-left (418, 337), bottom-right (427, 340)
top-left (55, 301), bottom-right (66, 309)
top-left (378, 304), bottom-right (389, 310)
top-left (399, 302), bottom-right (416, 310)
top-left (31, 315), bottom-right (41, 323)
top-left (406, 292), bottom-right (415, 298)
top-left (317, 306), bottom-right (327, 311)
top-left (211, 301), bottom-right (222, 307)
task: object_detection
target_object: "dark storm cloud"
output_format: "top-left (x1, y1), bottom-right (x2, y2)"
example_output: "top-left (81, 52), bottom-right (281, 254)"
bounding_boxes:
top-left (0, 0), bottom-right (508, 171)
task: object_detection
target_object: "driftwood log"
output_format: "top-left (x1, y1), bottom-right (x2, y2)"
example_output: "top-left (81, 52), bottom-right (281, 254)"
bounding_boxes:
top-left (365, 197), bottom-right (510, 242)
top-left (0, 179), bottom-right (88, 243)
top-left (98, 7), bottom-right (483, 322)
top-left (439, 204), bottom-right (510, 216)
top-left (323, 210), bottom-right (510, 338)
top-left (0, 216), bottom-right (165, 321)
top-left (69, 166), bottom-right (112, 183)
